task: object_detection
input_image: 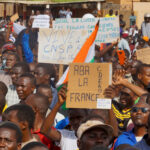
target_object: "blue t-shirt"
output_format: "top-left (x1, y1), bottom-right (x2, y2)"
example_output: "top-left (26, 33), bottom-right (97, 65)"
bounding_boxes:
top-left (114, 130), bottom-right (137, 150)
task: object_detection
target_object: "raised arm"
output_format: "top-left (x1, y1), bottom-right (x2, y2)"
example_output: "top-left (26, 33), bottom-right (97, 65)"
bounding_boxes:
top-left (40, 85), bottom-right (66, 141)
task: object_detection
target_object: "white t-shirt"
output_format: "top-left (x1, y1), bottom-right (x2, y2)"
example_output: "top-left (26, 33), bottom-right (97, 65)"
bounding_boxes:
top-left (58, 129), bottom-right (78, 150)
top-left (66, 11), bottom-right (72, 18)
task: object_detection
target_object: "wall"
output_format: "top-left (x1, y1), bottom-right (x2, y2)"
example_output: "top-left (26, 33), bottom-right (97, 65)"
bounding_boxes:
top-left (133, 2), bottom-right (150, 28)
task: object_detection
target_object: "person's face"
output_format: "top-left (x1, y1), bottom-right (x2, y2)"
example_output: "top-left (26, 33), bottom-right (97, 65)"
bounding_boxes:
top-left (37, 87), bottom-right (52, 104)
top-left (10, 67), bottom-right (24, 85)
top-left (6, 55), bottom-right (17, 69)
top-left (131, 103), bottom-right (150, 126)
top-left (130, 61), bottom-right (138, 75)
top-left (34, 67), bottom-right (48, 86)
top-left (3, 111), bottom-right (21, 130)
top-left (138, 67), bottom-right (150, 87)
top-left (0, 128), bottom-right (21, 150)
top-left (145, 17), bottom-right (149, 23)
top-left (139, 40), bottom-right (145, 48)
top-left (131, 52), bottom-right (137, 61)
top-left (69, 110), bottom-right (86, 132)
top-left (109, 10), bottom-right (113, 15)
top-left (78, 127), bottom-right (110, 150)
top-left (16, 77), bottom-right (35, 100)
top-left (29, 63), bottom-right (36, 75)
top-left (119, 88), bottom-right (134, 108)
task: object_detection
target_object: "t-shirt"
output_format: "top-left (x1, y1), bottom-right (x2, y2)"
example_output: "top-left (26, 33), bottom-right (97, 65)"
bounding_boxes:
top-left (58, 129), bottom-right (78, 150)
top-left (134, 134), bottom-right (150, 150)
top-left (112, 100), bottom-right (131, 132)
top-left (105, 14), bottom-right (116, 17)
top-left (130, 16), bottom-right (136, 26)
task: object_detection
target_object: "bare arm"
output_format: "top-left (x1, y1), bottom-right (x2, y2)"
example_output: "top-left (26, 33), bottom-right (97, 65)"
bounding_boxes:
top-left (113, 71), bottom-right (147, 97)
top-left (41, 85), bottom-right (66, 141)
top-left (99, 40), bottom-right (118, 57)
top-left (17, 45), bottom-right (23, 61)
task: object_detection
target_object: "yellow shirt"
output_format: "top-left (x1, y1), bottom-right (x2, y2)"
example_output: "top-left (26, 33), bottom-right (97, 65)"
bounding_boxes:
top-left (105, 14), bottom-right (116, 17)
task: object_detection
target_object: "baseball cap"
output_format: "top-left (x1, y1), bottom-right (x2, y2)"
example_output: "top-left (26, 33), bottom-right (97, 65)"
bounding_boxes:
top-left (77, 120), bottom-right (114, 139)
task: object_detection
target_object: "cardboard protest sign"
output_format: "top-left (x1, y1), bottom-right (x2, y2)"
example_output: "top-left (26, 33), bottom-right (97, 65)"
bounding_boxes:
top-left (32, 15), bottom-right (50, 28)
top-left (38, 29), bottom-right (88, 64)
top-left (53, 17), bottom-right (120, 44)
top-left (66, 63), bottom-right (112, 109)
top-left (136, 48), bottom-right (150, 64)
top-left (10, 13), bottom-right (19, 22)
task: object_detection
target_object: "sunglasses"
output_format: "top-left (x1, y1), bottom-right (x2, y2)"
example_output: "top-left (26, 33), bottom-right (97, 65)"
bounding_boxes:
top-left (131, 107), bottom-right (150, 113)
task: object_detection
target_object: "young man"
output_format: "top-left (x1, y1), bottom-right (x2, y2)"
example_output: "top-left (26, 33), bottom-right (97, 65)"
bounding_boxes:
top-left (6, 53), bottom-right (20, 70)
top-left (0, 121), bottom-right (22, 150)
top-left (105, 87), bottom-right (135, 132)
top-left (6, 62), bottom-right (30, 106)
top-left (134, 113), bottom-right (150, 150)
top-left (114, 102), bottom-right (150, 149)
top-left (2, 104), bottom-right (39, 148)
top-left (41, 85), bottom-right (88, 150)
top-left (16, 73), bottom-right (36, 103)
top-left (25, 93), bottom-right (58, 150)
top-left (36, 84), bottom-right (64, 124)
top-left (34, 63), bottom-right (57, 109)
top-left (77, 118), bottom-right (113, 150)
top-left (21, 142), bottom-right (48, 150)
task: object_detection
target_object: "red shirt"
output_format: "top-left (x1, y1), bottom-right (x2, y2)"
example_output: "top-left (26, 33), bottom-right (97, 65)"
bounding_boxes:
top-left (32, 128), bottom-right (60, 150)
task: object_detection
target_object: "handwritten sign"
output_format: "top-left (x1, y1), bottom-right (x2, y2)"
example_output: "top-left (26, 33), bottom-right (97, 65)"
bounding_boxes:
top-left (10, 13), bottom-right (19, 22)
top-left (53, 17), bottom-right (120, 44)
top-left (38, 29), bottom-right (88, 64)
top-left (136, 48), bottom-right (150, 64)
top-left (66, 63), bottom-right (112, 109)
top-left (32, 15), bottom-right (50, 28)
top-left (97, 99), bottom-right (112, 109)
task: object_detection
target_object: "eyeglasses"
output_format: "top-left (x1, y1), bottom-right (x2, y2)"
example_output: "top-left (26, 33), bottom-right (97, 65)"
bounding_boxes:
top-left (131, 107), bottom-right (150, 113)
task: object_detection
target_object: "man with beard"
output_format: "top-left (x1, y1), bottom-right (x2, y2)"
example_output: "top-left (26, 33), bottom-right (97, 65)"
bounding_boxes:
top-left (113, 102), bottom-right (150, 149)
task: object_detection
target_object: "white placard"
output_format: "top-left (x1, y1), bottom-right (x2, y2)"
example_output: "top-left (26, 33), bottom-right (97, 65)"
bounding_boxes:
top-left (53, 17), bottom-right (120, 44)
top-left (38, 29), bottom-right (88, 64)
top-left (32, 15), bottom-right (50, 28)
top-left (97, 99), bottom-right (112, 109)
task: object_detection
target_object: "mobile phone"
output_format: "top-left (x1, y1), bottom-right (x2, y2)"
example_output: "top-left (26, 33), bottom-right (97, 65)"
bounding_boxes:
top-left (117, 50), bottom-right (125, 65)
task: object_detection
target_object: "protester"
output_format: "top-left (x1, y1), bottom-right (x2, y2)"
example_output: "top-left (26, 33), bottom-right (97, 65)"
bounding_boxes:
top-left (41, 85), bottom-right (89, 150)
top-left (134, 113), bottom-right (150, 150)
top-left (77, 115), bottom-right (114, 150)
top-left (16, 73), bottom-right (36, 103)
top-left (36, 84), bottom-right (64, 125)
top-left (113, 102), bottom-right (150, 149)
top-left (0, 121), bottom-right (22, 150)
top-left (34, 63), bottom-right (58, 109)
top-left (130, 12), bottom-right (136, 27)
top-left (141, 13), bottom-right (150, 38)
top-left (21, 142), bottom-right (48, 150)
top-left (1, 6), bottom-right (150, 150)
top-left (59, 7), bottom-right (66, 18)
top-left (105, 9), bottom-right (116, 17)
top-left (2, 104), bottom-right (39, 148)
top-left (6, 62), bottom-right (30, 106)
top-left (25, 93), bottom-right (60, 149)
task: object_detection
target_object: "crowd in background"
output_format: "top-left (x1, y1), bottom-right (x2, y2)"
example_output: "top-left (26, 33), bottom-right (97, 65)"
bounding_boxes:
top-left (0, 6), bottom-right (150, 150)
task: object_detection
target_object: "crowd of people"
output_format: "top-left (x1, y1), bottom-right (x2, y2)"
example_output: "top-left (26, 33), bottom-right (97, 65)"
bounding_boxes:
top-left (0, 6), bottom-right (150, 150)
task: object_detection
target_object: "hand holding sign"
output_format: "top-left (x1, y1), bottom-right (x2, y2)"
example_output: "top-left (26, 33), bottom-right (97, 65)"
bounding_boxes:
top-left (58, 84), bottom-right (67, 106)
